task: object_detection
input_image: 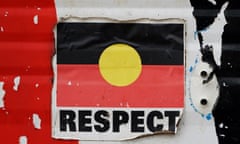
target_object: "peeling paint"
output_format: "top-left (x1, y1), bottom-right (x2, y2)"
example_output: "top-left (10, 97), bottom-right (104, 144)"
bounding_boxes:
top-left (198, 2), bottom-right (227, 66)
top-left (25, 66), bottom-right (31, 72)
top-left (67, 81), bottom-right (72, 86)
top-left (19, 136), bottom-right (27, 144)
top-left (35, 83), bottom-right (39, 88)
top-left (0, 26), bottom-right (4, 32)
top-left (0, 82), bottom-right (6, 108)
top-left (33, 15), bottom-right (39, 24)
top-left (33, 113), bottom-right (41, 129)
top-left (4, 11), bottom-right (8, 17)
top-left (13, 76), bottom-right (21, 91)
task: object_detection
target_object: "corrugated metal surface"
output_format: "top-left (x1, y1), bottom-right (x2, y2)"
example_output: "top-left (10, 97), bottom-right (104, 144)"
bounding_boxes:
top-left (1, 0), bottom-right (231, 143)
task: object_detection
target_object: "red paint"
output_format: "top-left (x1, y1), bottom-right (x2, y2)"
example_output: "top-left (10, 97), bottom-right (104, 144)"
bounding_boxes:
top-left (0, 0), bottom-right (78, 143)
top-left (57, 64), bottom-right (184, 108)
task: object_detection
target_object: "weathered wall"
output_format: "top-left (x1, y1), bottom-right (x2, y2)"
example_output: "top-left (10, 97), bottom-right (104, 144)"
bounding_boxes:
top-left (0, 0), bottom-right (228, 143)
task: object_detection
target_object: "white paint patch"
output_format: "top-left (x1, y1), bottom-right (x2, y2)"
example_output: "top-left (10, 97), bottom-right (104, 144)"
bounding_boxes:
top-left (0, 82), bottom-right (6, 108)
top-left (13, 76), bottom-right (21, 91)
top-left (33, 113), bottom-right (41, 129)
top-left (33, 15), bottom-right (39, 24)
top-left (68, 81), bottom-right (72, 86)
top-left (19, 136), bottom-right (27, 144)
top-left (0, 26), bottom-right (4, 32)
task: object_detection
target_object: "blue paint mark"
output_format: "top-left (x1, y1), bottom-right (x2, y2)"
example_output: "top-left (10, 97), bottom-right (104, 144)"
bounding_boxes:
top-left (189, 66), bottom-right (193, 72)
top-left (188, 54), bottom-right (213, 121)
top-left (194, 29), bottom-right (208, 40)
top-left (206, 113), bottom-right (212, 120)
top-left (189, 57), bottom-right (199, 73)
top-left (194, 31), bottom-right (198, 40)
top-left (195, 58), bottom-right (198, 64)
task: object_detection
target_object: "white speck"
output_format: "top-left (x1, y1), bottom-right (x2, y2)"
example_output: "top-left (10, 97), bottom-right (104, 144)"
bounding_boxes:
top-left (227, 62), bottom-right (233, 68)
top-left (35, 83), bottom-right (39, 88)
top-left (33, 15), bottom-right (38, 24)
top-left (222, 82), bottom-right (228, 87)
top-left (208, 0), bottom-right (216, 5)
top-left (225, 125), bottom-right (228, 129)
top-left (4, 11), bottom-right (8, 17)
top-left (25, 66), bottom-right (31, 72)
top-left (68, 81), bottom-right (72, 86)
top-left (0, 26), bottom-right (4, 32)
top-left (66, 114), bottom-right (70, 119)
top-left (27, 65), bottom-right (30, 69)
top-left (219, 123), bottom-right (224, 128)
top-left (13, 76), bottom-right (21, 91)
top-left (0, 82), bottom-right (6, 108)
top-left (37, 7), bottom-right (41, 10)
top-left (33, 113), bottom-right (41, 129)
top-left (219, 134), bottom-right (225, 137)
top-left (36, 97), bottom-right (40, 100)
top-left (19, 136), bottom-right (27, 144)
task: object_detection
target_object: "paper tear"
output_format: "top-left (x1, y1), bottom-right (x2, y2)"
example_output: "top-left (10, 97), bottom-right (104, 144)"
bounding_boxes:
top-left (13, 76), bottom-right (21, 91)
top-left (19, 136), bottom-right (27, 144)
top-left (0, 82), bottom-right (6, 108)
top-left (199, 2), bottom-right (228, 66)
top-left (33, 113), bottom-right (41, 129)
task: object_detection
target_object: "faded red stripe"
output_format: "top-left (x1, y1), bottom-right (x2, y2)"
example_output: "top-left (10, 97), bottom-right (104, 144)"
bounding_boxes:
top-left (57, 64), bottom-right (184, 108)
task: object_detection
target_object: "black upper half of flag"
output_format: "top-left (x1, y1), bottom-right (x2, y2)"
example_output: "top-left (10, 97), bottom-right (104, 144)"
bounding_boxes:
top-left (57, 22), bottom-right (184, 65)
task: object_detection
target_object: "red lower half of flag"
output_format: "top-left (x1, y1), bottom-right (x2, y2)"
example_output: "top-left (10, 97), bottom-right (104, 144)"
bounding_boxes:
top-left (57, 64), bottom-right (184, 108)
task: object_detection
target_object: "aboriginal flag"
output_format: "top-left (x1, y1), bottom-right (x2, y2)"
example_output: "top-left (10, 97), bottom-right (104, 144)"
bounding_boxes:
top-left (56, 22), bottom-right (184, 108)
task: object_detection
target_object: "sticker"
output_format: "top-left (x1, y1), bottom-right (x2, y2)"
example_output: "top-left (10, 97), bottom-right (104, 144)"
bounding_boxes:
top-left (52, 21), bottom-right (185, 140)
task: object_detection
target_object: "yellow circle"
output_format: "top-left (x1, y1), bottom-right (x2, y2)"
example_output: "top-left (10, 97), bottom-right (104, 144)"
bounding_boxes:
top-left (99, 43), bottom-right (142, 87)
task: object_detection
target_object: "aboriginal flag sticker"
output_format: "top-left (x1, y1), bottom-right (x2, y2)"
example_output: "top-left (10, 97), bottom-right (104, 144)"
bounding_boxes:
top-left (53, 20), bottom-right (185, 140)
